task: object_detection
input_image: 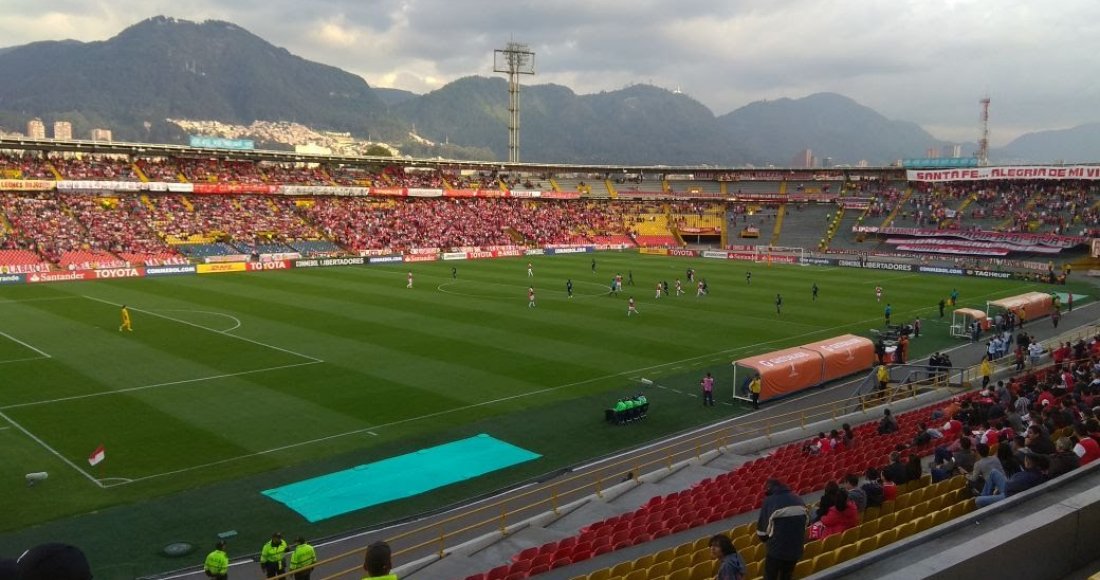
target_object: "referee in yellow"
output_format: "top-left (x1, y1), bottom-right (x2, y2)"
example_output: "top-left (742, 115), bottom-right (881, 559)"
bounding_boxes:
top-left (203, 541), bottom-right (229, 580)
top-left (289, 536), bottom-right (318, 579)
top-left (119, 304), bottom-right (133, 332)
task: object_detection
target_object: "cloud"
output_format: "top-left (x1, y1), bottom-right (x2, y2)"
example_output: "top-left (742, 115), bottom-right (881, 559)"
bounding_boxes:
top-left (1, 0), bottom-right (1098, 145)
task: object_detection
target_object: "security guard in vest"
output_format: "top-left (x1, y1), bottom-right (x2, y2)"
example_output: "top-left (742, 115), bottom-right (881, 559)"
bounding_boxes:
top-left (289, 536), bottom-right (318, 580)
top-left (749, 374), bottom-right (762, 410)
top-left (204, 541), bottom-right (229, 580)
top-left (260, 532), bottom-right (288, 578)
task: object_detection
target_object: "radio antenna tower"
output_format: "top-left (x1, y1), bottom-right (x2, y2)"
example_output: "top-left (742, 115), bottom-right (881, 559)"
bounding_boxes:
top-left (493, 41), bottom-right (535, 163)
top-left (978, 95), bottom-right (991, 166)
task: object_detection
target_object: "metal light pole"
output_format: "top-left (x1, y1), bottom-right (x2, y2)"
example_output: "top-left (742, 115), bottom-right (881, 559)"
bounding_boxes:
top-left (493, 42), bottom-right (535, 163)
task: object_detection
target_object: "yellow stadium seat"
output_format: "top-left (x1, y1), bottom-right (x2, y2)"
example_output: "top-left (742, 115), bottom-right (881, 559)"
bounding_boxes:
top-left (802, 539), bottom-right (824, 561)
top-left (877, 513), bottom-right (897, 530)
top-left (730, 521), bottom-right (754, 539)
top-left (822, 533), bottom-right (842, 552)
top-left (625, 570), bottom-right (648, 580)
top-left (744, 560), bottom-right (761, 579)
top-left (895, 507), bottom-right (915, 524)
top-left (611, 562), bottom-right (634, 578)
top-left (812, 550), bottom-right (837, 572)
top-left (793, 559), bottom-right (815, 579)
top-left (879, 500), bottom-right (896, 516)
top-left (894, 494), bottom-right (912, 511)
top-left (674, 543), bottom-right (694, 558)
top-left (914, 515), bottom-right (934, 533)
top-left (690, 549), bottom-right (710, 567)
top-left (646, 562), bottom-right (671, 580)
top-left (839, 527), bottom-right (860, 547)
top-left (895, 521), bottom-right (917, 540)
top-left (733, 534), bottom-right (752, 552)
top-left (855, 536), bottom-right (878, 557)
top-left (588, 571), bottom-right (611, 580)
top-left (962, 498), bottom-right (977, 513)
top-left (875, 528), bottom-right (897, 548)
top-left (691, 537), bottom-right (709, 553)
top-left (634, 555), bottom-right (655, 571)
top-left (931, 508), bottom-right (951, 527)
top-left (654, 548), bottom-right (676, 565)
top-left (689, 561), bottom-right (714, 580)
top-left (863, 505), bottom-right (881, 521)
top-left (835, 544), bottom-right (858, 564)
top-left (859, 519), bottom-right (880, 540)
top-left (669, 555), bottom-right (692, 572)
top-left (926, 495), bottom-right (945, 513)
top-left (667, 568), bottom-right (691, 580)
top-left (907, 488), bottom-right (925, 505)
top-left (920, 473), bottom-right (932, 487)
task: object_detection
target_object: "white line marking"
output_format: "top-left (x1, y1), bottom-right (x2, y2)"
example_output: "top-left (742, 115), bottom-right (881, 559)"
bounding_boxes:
top-left (0, 356), bottom-right (49, 366)
top-left (0, 426), bottom-right (11, 431)
top-left (82, 295), bottom-right (322, 363)
top-left (368, 431), bottom-right (378, 436)
top-left (95, 284), bottom-right (1041, 486)
top-left (0, 409), bottom-right (103, 487)
top-left (0, 330), bottom-right (51, 359)
top-left (157, 309), bottom-right (242, 332)
top-left (1, 361), bottom-right (323, 410)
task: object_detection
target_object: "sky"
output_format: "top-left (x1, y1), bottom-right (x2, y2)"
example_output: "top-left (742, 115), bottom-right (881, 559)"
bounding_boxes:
top-left (2, 0), bottom-right (1098, 146)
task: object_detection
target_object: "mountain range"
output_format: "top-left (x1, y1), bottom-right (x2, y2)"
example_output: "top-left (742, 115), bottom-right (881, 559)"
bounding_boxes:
top-left (0, 16), bottom-right (1097, 165)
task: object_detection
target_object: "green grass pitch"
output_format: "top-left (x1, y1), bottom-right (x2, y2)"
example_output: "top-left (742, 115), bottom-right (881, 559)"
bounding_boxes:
top-left (0, 253), bottom-right (1049, 577)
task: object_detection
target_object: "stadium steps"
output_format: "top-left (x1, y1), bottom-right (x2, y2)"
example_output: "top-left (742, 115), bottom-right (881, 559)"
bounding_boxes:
top-left (878, 186), bottom-right (913, 229)
top-left (45, 161), bottom-right (62, 181)
top-left (504, 227), bottom-right (527, 244)
top-left (940, 192), bottom-right (979, 229)
top-left (175, 170), bottom-right (188, 183)
top-left (132, 162), bottom-right (150, 183)
top-left (769, 204), bottom-right (787, 246)
top-left (606, 179), bottom-right (618, 199)
top-left (180, 196), bottom-right (195, 212)
top-left (820, 207), bottom-right (846, 251)
top-left (549, 178), bottom-right (560, 192)
top-left (995, 188), bottom-right (1045, 231)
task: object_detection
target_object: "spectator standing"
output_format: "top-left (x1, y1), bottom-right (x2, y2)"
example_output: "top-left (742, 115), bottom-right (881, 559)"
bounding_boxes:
top-left (749, 373), bottom-right (762, 410)
top-left (204, 541), bottom-right (229, 580)
top-left (756, 479), bottom-right (808, 580)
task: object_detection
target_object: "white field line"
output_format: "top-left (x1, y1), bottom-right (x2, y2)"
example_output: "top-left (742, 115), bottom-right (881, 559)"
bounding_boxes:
top-left (0, 357), bottom-right (50, 366)
top-left (0, 361), bottom-right (323, 410)
top-left (95, 283), bottom-right (1035, 486)
top-left (0, 409), bottom-right (103, 487)
top-left (157, 309), bottom-right (242, 332)
top-left (0, 330), bottom-right (51, 359)
top-left (81, 295), bottom-right (322, 363)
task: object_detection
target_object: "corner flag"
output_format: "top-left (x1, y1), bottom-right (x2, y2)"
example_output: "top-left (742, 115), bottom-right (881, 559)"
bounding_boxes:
top-left (88, 444), bottom-right (105, 466)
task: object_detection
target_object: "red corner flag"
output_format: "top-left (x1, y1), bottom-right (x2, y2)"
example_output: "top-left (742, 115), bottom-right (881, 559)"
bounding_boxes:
top-left (88, 444), bottom-right (106, 466)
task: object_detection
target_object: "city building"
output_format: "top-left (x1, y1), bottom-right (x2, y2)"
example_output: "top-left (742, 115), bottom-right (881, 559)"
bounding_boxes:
top-left (53, 121), bottom-right (72, 141)
top-left (26, 118), bottom-right (46, 140)
top-left (90, 128), bottom-right (113, 142)
top-left (791, 148), bottom-right (813, 168)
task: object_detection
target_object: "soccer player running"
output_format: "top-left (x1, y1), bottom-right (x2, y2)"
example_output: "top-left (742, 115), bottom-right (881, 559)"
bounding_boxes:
top-left (875, 285), bottom-right (883, 302)
top-left (566, 279), bottom-right (574, 298)
top-left (451, 266), bottom-right (457, 279)
top-left (527, 262), bottom-right (534, 277)
top-left (675, 279), bottom-right (684, 296)
top-left (655, 282), bottom-right (663, 299)
top-left (696, 281), bottom-right (706, 297)
top-left (627, 296), bottom-right (638, 316)
top-left (746, 271), bottom-right (752, 285)
top-left (775, 293), bottom-right (783, 315)
top-left (406, 271), bottom-right (414, 289)
top-left (812, 282), bottom-right (819, 302)
top-left (528, 287), bottom-right (536, 308)
top-left (119, 304), bottom-right (133, 332)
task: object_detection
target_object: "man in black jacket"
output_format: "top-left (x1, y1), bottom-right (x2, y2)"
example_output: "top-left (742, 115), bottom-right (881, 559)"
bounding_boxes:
top-left (756, 479), bottom-right (808, 580)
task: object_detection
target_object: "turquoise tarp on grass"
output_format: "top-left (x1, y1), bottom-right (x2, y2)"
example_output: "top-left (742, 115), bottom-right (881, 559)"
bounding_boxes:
top-left (262, 434), bottom-right (541, 522)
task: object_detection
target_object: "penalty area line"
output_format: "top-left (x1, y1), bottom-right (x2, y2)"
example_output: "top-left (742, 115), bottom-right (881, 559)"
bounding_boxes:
top-left (0, 330), bottom-right (52, 359)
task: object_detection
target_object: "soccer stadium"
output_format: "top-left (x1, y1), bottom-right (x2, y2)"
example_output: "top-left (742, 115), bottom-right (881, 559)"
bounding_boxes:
top-left (0, 136), bottom-right (1098, 580)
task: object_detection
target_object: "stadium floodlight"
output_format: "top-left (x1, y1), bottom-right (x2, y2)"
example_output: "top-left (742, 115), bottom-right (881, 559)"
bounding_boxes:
top-left (493, 42), bottom-right (535, 163)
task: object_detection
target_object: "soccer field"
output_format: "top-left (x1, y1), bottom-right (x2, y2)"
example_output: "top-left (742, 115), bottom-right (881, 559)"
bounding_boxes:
top-left (0, 253), bottom-right (1046, 575)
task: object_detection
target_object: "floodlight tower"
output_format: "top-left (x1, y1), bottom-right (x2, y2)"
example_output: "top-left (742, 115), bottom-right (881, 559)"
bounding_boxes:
top-left (494, 42), bottom-right (535, 163)
top-left (978, 95), bottom-right (991, 166)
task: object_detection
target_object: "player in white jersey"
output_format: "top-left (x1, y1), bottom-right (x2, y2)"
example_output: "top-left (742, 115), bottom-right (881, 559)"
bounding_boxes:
top-left (406, 271), bottom-right (413, 288)
top-left (875, 286), bottom-right (883, 302)
top-left (627, 296), bottom-right (638, 316)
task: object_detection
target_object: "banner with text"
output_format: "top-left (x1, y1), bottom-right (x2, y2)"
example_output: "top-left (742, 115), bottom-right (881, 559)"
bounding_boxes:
top-left (907, 165), bottom-right (1100, 182)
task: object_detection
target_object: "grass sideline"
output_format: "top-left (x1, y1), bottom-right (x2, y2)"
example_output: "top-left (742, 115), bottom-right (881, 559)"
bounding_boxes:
top-left (0, 253), bottom-right (1065, 578)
